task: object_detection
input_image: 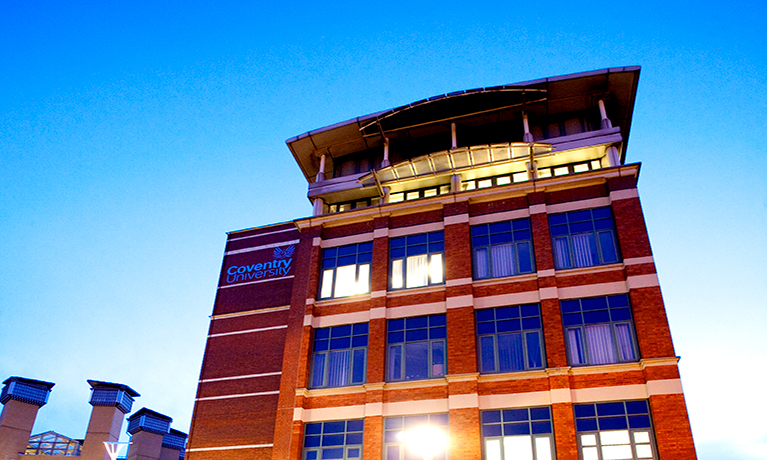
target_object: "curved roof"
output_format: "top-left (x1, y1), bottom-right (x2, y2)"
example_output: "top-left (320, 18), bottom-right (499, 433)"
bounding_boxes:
top-left (286, 66), bottom-right (640, 182)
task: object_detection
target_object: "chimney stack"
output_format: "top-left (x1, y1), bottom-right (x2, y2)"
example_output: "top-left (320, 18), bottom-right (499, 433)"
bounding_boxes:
top-left (126, 408), bottom-right (172, 460)
top-left (0, 377), bottom-right (55, 460)
top-left (159, 429), bottom-right (187, 460)
top-left (80, 380), bottom-right (139, 460)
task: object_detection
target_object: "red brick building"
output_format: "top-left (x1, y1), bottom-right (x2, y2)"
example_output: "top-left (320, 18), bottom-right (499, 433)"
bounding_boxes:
top-left (186, 67), bottom-right (697, 460)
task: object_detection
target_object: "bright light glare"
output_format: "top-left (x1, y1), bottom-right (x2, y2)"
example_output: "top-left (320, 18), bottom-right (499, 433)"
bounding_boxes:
top-left (403, 426), bottom-right (448, 459)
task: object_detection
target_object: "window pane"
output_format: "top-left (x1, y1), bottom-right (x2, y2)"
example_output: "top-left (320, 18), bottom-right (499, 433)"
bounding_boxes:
top-left (389, 345), bottom-right (402, 380)
top-left (535, 437), bottom-right (553, 460)
top-left (334, 265), bottom-right (357, 297)
top-left (351, 349), bottom-right (366, 384)
top-left (567, 328), bottom-right (586, 365)
top-left (585, 324), bottom-right (617, 364)
top-left (525, 332), bottom-right (543, 369)
top-left (497, 333), bottom-right (525, 372)
top-left (405, 342), bottom-right (428, 380)
top-left (356, 264), bottom-right (370, 294)
top-left (480, 336), bottom-right (496, 372)
top-left (503, 436), bottom-right (533, 460)
top-left (474, 247), bottom-right (490, 279)
top-left (429, 253), bottom-right (444, 284)
top-left (320, 270), bottom-right (334, 298)
top-left (311, 354), bottom-right (326, 387)
top-left (391, 259), bottom-right (403, 289)
top-left (615, 324), bottom-right (636, 361)
top-left (406, 254), bottom-right (428, 288)
top-left (327, 350), bottom-right (350, 386)
top-left (432, 341), bottom-right (445, 376)
top-left (485, 439), bottom-right (502, 460)
top-left (599, 231), bottom-right (619, 263)
top-left (491, 243), bottom-right (515, 277)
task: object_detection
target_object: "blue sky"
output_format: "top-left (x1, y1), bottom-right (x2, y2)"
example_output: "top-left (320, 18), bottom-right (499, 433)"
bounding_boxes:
top-left (1, 1), bottom-right (765, 458)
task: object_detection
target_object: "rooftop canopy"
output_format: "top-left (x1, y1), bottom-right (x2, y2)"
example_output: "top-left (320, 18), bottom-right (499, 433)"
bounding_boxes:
top-left (286, 67), bottom-right (640, 183)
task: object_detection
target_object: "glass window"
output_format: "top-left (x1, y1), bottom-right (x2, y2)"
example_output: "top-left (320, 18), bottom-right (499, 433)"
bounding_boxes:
top-left (477, 304), bottom-right (545, 373)
top-left (549, 207), bottom-right (620, 269)
top-left (561, 294), bottom-right (638, 366)
top-left (574, 401), bottom-right (656, 460)
top-left (481, 407), bottom-right (555, 460)
top-left (303, 419), bottom-right (364, 460)
top-left (387, 314), bottom-right (446, 381)
top-left (319, 242), bottom-right (373, 299)
top-left (390, 231), bottom-right (444, 289)
top-left (384, 414), bottom-right (449, 460)
top-left (310, 323), bottom-right (368, 388)
top-left (471, 219), bottom-right (535, 279)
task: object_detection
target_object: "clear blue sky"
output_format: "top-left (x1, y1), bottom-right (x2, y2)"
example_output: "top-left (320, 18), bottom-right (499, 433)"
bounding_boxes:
top-left (1, 1), bottom-right (765, 458)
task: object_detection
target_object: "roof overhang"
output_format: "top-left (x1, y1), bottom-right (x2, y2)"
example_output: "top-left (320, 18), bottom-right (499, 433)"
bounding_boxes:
top-left (287, 67), bottom-right (640, 183)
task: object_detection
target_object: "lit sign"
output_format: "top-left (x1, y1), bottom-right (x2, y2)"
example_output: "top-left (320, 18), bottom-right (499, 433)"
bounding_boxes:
top-left (225, 245), bottom-right (295, 284)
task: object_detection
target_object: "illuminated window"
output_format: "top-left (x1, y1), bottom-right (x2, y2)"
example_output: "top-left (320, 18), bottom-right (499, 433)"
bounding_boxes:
top-left (482, 407), bottom-right (555, 460)
top-left (387, 314), bottom-right (446, 381)
top-left (477, 304), bottom-right (545, 373)
top-left (384, 414), bottom-right (448, 460)
top-left (310, 323), bottom-right (368, 388)
top-left (561, 294), bottom-right (638, 366)
top-left (549, 207), bottom-right (620, 269)
top-left (575, 401), bottom-right (656, 460)
top-left (303, 419), bottom-right (364, 460)
top-left (26, 432), bottom-right (81, 457)
top-left (390, 231), bottom-right (444, 289)
top-left (471, 219), bottom-right (535, 279)
top-left (513, 171), bottom-right (529, 182)
top-left (319, 242), bottom-right (372, 299)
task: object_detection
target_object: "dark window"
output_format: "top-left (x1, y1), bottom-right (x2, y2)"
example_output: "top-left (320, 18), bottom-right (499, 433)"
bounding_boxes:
top-left (472, 219), bottom-right (535, 279)
top-left (319, 242), bottom-right (373, 299)
top-left (387, 314), bottom-right (446, 381)
top-left (390, 231), bottom-right (444, 289)
top-left (561, 294), bottom-right (638, 366)
top-left (310, 323), bottom-right (368, 388)
top-left (477, 304), bottom-right (545, 373)
top-left (303, 419), bottom-right (364, 460)
top-left (481, 407), bottom-right (555, 459)
top-left (574, 400), bottom-right (656, 460)
top-left (549, 207), bottom-right (620, 269)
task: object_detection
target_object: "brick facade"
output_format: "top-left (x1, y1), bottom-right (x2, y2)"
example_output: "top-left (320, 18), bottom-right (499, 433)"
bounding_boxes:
top-left (186, 68), bottom-right (696, 460)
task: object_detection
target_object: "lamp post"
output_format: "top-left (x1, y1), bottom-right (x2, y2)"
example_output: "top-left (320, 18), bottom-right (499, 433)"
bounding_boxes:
top-left (402, 425), bottom-right (448, 460)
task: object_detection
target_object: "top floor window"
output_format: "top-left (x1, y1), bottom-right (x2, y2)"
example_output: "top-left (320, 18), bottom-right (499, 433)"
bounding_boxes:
top-left (549, 207), bottom-right (620, 269)
top-left (472, 219), bottom-right (535, 279)
top-left (320, 242), bottom-right (372, 299)
top-left (390, 231), bottom-right (444, 289)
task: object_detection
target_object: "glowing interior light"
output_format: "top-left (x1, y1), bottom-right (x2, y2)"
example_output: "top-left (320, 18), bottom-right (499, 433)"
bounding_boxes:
top-left (403, 426), bottom-right (448, 460)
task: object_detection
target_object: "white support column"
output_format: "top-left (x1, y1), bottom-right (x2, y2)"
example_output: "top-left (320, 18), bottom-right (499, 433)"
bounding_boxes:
top-left (451, 123), bottom-right (457, 149)
top-left (382, 138), bottom-right (390, 167)
top-left (606, 146), bottom-right (621, 167)
top-left (598, 99), bottom-right (613, 129)
top-left (312, 198), bottom-right (325, 216)
top-left (382, 187), bottom-right (390, 204)
top-left (522, 113), bottom-right (534, 143)
top-left (450, 174), bottom-right (462, 193)
top-left (315, 154), bottom-right (326, 182)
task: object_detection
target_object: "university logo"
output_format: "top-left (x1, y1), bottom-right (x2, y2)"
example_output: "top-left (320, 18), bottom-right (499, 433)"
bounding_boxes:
top-left (225, 245), bottom-right (295, 284)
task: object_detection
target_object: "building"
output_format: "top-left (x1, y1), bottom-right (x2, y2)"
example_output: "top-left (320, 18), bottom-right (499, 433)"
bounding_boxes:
top-left (0, 377), bottom-right (187, 460)
top-left (185, 67), bottom-right (697, 460)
